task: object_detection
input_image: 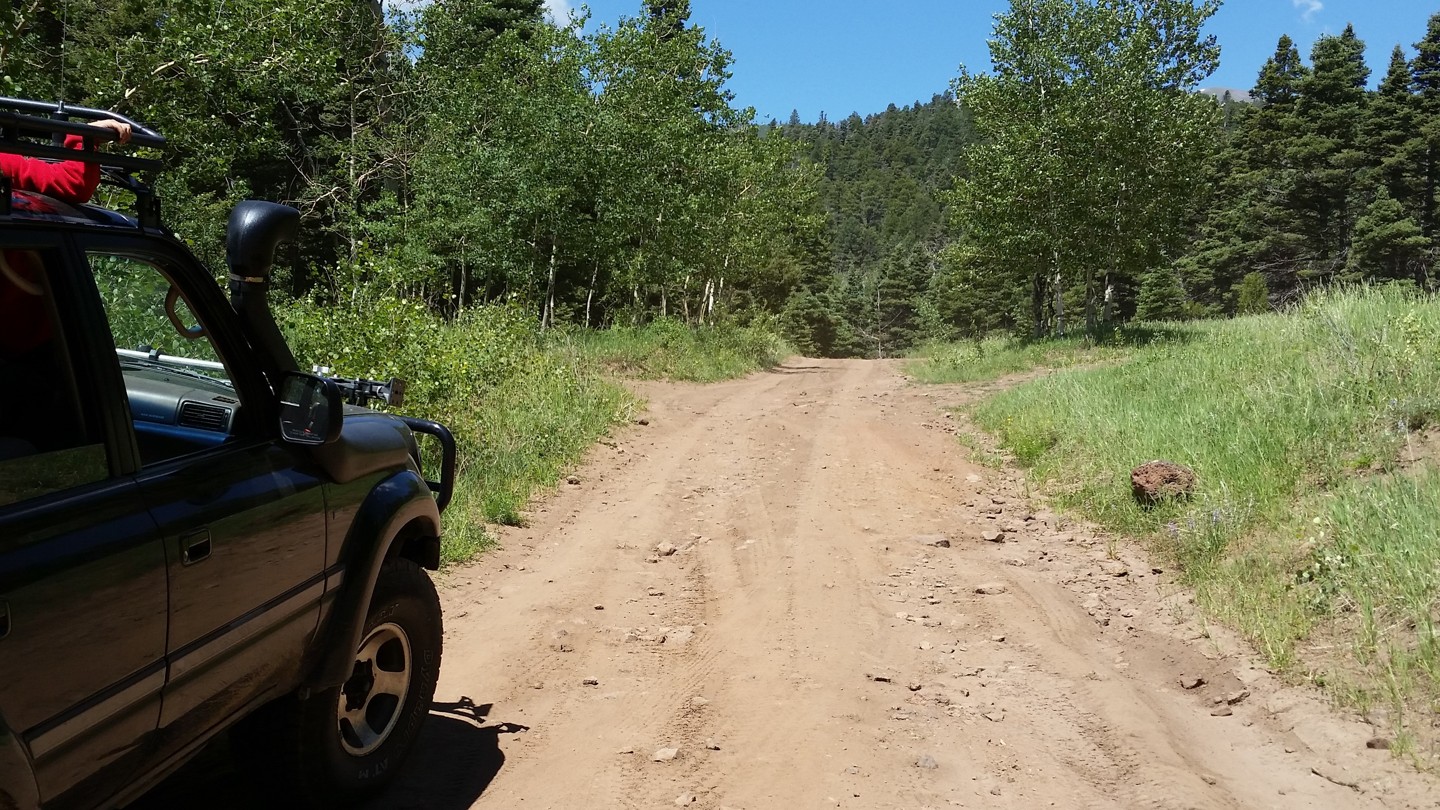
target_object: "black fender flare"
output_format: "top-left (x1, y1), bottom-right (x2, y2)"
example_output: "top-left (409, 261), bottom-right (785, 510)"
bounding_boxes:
top-left (305, 469), bottom-right (441, 692)
top-left (0, 714), bottom-right (40, 810)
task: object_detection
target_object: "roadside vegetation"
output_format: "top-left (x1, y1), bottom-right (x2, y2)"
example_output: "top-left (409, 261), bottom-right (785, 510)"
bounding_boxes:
top-left (907, 333), bottom-right (1136, 384)
top-left (556, 319), bottom-right (790, 383)
top-left (280, 300), bottom-right (784, 565)
top-left (942, 286), bottom-right (1440, 754)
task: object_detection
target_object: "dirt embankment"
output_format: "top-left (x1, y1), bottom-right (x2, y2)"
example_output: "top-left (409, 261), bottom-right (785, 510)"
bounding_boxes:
top-left (138, 358), bottom-right (1440, 809)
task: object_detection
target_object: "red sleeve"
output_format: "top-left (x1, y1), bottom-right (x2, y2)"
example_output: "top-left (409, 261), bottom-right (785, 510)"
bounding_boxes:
top-left (0, 134), bottom-right (101, 204)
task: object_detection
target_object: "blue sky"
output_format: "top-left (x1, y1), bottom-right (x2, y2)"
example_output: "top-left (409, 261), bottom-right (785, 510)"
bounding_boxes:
top-left (555, 0), bottom-right (1438, 123)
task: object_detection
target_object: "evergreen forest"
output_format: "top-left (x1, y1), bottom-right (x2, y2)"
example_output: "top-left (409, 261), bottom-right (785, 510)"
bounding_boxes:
top-left (781, 4), bottom-right (1440, 353)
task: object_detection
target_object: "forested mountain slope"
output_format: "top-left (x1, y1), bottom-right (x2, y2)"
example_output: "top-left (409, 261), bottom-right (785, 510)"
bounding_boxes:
top-left (777, 10), bottom-right (1440, 353)
top-left (774, 96), bottom-right (973, 358)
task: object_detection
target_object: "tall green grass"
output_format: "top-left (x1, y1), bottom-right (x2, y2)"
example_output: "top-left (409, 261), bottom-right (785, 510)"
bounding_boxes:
top-left (960, 287), bottom-right (1440, 746)
top-left (432, 354), bottom-right (637, 564)
top-left (278, 301), bottom-right (780, 565)
top-left (908, 328), bottom-right (1160, 384)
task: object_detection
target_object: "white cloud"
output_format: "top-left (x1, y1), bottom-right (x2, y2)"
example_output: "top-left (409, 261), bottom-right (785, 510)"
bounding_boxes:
top-left (544, 0), bottom-right (574, 24)
top-left (1293, 0), bottom-right (1323, 23)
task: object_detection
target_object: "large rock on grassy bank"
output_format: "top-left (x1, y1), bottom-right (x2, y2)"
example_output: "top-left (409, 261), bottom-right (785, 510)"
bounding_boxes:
top-left (1131, 460), bottom-right (1196, 505)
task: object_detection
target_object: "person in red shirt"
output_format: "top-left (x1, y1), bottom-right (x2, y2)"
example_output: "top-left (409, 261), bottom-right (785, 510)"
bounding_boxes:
top-left (0, 119), bottom-right (134, 372)
top-left (0, 118), bottom-right (133, 205)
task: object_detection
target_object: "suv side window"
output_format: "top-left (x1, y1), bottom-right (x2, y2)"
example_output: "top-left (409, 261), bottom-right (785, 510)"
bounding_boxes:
top-left (0, 248), bottom-right (109, 505)
top-left (89, 252), bottom-right (247, 466)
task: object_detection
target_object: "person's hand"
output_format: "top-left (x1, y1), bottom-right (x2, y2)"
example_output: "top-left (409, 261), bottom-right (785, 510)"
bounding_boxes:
top-left (89, 118), bottom-right (132, 145)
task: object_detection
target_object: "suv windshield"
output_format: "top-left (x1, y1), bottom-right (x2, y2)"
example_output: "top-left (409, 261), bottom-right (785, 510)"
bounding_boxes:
top-left (92, 253), bottom-right (231, 386)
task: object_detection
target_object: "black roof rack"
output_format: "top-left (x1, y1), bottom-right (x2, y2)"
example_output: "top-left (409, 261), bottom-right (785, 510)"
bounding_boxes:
top-left (0, 97), bottom-right (167, 226)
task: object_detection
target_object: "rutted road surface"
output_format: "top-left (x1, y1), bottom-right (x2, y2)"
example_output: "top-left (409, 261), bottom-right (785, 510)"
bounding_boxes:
top-left (140, 358), bottom-right (1440, 809)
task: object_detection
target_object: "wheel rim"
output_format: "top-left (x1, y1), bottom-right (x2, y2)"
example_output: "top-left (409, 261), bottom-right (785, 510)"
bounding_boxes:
top-left (337, 621), bottom-right (412, 757)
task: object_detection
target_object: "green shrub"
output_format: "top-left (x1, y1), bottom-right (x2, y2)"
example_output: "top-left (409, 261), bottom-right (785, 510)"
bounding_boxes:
top-left (1235, 272), bottom-right (1270, 315)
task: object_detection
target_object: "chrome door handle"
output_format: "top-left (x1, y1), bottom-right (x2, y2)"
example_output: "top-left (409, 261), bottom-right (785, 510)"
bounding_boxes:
top-left (181, 530), bottom-right (212, 565)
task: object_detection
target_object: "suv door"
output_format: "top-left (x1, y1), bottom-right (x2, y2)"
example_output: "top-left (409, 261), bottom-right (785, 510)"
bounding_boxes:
top-left (0, 237), bottom-right (168, 808)
top-left (80, 237), bottom-right (329, 761)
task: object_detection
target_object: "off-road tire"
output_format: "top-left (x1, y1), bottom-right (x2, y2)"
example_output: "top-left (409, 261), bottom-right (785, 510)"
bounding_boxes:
top-left (234, 558), bottom-right (442, 807)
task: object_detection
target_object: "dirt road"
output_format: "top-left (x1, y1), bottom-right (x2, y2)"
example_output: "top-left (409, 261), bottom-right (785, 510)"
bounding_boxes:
top-left (140, 358), bottom-right (1440, 809)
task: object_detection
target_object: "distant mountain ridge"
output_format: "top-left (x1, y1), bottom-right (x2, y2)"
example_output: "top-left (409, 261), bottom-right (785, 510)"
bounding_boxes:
top-left (1200, 87), bottom-right (1253, 103)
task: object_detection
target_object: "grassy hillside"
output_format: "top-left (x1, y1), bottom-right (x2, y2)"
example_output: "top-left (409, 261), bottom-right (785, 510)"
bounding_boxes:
top-left (926, 287), bottom-right (1440, 754)
top-left (279, 300), bottom-right (786, 565)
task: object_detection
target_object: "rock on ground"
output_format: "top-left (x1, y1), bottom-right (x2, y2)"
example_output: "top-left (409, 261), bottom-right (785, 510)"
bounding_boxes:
top-left (1130, 460), bottom-right (1197, 504)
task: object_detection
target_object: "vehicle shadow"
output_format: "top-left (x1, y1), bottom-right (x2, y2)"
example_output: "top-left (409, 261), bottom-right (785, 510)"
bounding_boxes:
top-left (128, 697), bottom-right (519, 810)
top-left (363, 697), bottom-right (522, 810)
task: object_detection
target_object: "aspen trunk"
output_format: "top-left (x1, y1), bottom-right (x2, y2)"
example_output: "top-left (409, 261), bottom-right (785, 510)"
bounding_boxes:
top-left (1052, 267), bottom-right (1065, 337)
top-left (542, 241), bottom-right (557, 331)
top-left (585, 261), bottom-right (599, 329)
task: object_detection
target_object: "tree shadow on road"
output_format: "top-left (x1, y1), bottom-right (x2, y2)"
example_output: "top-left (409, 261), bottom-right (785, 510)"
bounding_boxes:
top-left (128, 697), bottom-right (523, 810)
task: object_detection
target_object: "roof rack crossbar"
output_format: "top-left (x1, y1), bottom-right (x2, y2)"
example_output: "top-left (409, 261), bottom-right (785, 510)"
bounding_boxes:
top-left (0, 124), bottom-right (162, 173)
top-left (0, 97), bottom-right (165, 148)
top-left (0, 97), bottom-right (167, 227)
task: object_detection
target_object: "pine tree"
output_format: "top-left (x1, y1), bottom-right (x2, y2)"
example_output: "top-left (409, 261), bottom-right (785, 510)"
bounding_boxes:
top-left (1413, 13), bottom-right (1440, 249)
top-left (1184, 35), bottom-right (1310, 308)
top-left (1254, 35), bottom-right (1308, 106)
top-left (420, 0), bottom-right (546, 73)
top-left (1363, 46), bottom-right (1424, 206)
top-left (1135, 265), bottom-right (1190, 322)
top-left (1235, 272), bottom-right (1270, 314)
top-left (1347, 189), bottom-right (1430, 284)
top-left (1289, 26), bottom-right (1369, 280)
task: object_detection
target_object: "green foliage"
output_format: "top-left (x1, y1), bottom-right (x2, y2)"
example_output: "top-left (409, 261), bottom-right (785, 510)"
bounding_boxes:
top-left (947, 0), bottom-right (1222, 340)
top-left (969, 287), bottom-right (1440, 723)
top-left (94, 254), bottom-right (223, 367)
top-left (0, 1), bottom-right (820, 329)
top-left (775, 96), bottom-right (972, 356)
top-left (553, 318), bottom-right (788, 382)
top-left (1347, 190), bottom-right (1429, 283)
top-left (278, 299), bottom-right (536, 409)
top-left (779, 289), bottom-right (854, 358)
top-left (1134, 265), bottom-right (1193, 322)
top-left (1235, 272), bottom-right (1270, 315)
top-left (908, 332), bottom-right (1137, 384)
top-left (1184, 16), bottom-right (1440, 307)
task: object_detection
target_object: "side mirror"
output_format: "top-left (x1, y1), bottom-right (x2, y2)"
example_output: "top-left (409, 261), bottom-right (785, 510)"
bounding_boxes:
top-left (278, 372), bottom-right (343, 446)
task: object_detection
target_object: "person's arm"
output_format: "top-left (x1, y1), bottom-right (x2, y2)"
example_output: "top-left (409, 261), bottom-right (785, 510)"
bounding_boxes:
top-left (0, 119), bottom-right (132, 205)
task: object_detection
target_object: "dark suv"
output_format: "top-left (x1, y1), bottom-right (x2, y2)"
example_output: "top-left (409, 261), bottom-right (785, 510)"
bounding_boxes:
top-left (0, 99), bottom-right (455, 809)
